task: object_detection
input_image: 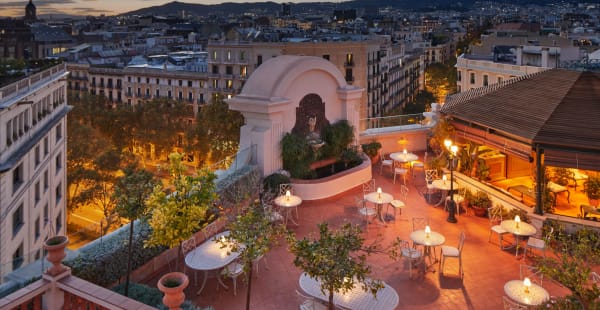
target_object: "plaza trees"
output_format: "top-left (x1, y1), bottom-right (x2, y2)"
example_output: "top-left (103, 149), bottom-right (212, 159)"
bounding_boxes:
top-left (288, 223), bottom-right (383, 310)
top-left (145, 152), bottom-right (218, 270)
top-left (425, 62), bottom-right (456, 103)
top-left (187, 97), bottom-right (244, 166)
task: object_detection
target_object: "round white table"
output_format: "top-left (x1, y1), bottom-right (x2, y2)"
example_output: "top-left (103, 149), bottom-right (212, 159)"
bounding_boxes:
top-left (364, 192), bottom-right (394, 223)
top-left (390, 152), bottom-right (419, 163)
top-left (504, 279), bottom-right (549, 306)
top-left (274, 194), bottom-right (302, 226)
top-left (501, 220), bottom-right (537, 257)
top-left (299, 273), bottom-right (399, 310)
top-left (184, 231), bottom-right (240, 295)
top-left (410, 230), bottom-right (445, 271)
top-left (430, 179), bottom-right (460, 207)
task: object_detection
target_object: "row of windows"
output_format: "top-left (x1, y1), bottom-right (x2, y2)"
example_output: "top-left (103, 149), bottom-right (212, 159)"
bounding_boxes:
top-left (125, 77), bottom-right (196, 87)
top-left (12, 123), bottom-right (62, 194)
top-left (211, 65), bottom-right (248, 77)
top-left (211, 50), bottom-right (246, 62)
top-left (5, 87), bottom-right (64, 148)
top-left (11, 209), bottom-right (62, 271)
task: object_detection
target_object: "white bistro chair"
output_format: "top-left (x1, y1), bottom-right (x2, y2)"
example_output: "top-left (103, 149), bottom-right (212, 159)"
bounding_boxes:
top-left (440, 231), bottom-right (465, 278)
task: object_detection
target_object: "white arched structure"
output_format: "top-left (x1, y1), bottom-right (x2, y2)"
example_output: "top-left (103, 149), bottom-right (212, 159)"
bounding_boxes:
top-left (228, 55), bottom-right (363, 176)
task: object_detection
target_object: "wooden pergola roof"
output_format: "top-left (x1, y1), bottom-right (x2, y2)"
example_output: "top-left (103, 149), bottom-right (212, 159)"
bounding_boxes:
top-left (441, 69), bottom-right (600, 170)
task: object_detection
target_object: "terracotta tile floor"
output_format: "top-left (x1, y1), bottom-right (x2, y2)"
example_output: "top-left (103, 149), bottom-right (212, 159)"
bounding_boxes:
top-left (146, 167), bottom-right (572, 310)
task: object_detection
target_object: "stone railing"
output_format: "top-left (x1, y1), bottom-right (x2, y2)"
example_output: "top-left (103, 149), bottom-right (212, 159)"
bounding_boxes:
top-left (0, 268), bottom-right (155, 310)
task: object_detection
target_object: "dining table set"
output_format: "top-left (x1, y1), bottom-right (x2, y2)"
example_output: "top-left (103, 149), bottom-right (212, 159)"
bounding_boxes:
top-left (184, 231), bottom-right (241, 295)
top-left (500, 216), bottom-right (537, 258)
top-left (299, 273), bottom-right (399, 310)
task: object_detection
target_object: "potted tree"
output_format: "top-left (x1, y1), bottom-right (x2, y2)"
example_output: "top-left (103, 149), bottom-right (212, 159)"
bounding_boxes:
top-left (157, 272), bottom-right (189, 310)
top-left (584, 175), bottom-right (600, 206)
top-left (288, 223), bottom-right (383, 310)
top-left (43, 235), bottom-right (69, 275)
top-left (470, 191), bottom-right (492, 217)
top-left (361, 141), bottom-right (382, 164)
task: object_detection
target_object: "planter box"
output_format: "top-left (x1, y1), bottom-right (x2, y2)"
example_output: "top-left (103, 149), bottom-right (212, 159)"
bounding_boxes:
top-left (292, 155), bottom-right (372, 201)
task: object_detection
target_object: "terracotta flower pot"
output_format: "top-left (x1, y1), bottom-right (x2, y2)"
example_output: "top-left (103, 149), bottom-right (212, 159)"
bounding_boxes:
top-left (158, 272), bottom-right (189, 310)
top-left (43, 235), bottom-right (69, 276)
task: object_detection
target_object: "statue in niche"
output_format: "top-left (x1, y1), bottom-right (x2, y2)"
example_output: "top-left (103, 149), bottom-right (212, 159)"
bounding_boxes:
top-left (306, 116), bottom-right (325, 151)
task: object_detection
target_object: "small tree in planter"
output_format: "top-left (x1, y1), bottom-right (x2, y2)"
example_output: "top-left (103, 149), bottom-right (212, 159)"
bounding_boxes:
top-left (584, 175), bottom-right (600, 206)
top-left (288, 223), bottom-right (383, 310)
top-left (470, 191), bottom-right (492, 217)
top-left (219, 200), bottom-right (285, 310)
top-left (361, 141), bottom-right (382, 164)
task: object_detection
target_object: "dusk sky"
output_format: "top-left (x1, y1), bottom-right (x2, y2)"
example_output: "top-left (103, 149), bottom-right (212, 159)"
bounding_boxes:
top-left (1, 0), bottom-right (346, 17)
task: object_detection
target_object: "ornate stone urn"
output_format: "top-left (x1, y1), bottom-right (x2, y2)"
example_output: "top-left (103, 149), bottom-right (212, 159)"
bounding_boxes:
top-left (43, 235), bottom-right (69, 275)
top-left (158, 272), bottom-right (189, 310)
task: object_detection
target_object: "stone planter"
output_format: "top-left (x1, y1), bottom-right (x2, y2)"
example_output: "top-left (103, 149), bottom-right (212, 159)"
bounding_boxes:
top-left (43, 235), bottom-right (69, 276)
top-left (158, 272), bottom-right (189, 310)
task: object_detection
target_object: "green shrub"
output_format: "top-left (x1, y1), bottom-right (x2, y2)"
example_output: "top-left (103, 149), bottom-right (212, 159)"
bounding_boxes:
top-left (112, 283), bottom-right (213, 310)
top-left (320, 120), bottom-right (354, 159)
top-left (263, 173), bottom-right (291, 195)
top-left (112, 283), bottom-right (162, 307)
top-left (64, 221), bottom-right (166, 287)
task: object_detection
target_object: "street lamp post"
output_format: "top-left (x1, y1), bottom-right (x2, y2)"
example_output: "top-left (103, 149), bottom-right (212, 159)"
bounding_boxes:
top-left (444, 139), bottom-right (458, 223)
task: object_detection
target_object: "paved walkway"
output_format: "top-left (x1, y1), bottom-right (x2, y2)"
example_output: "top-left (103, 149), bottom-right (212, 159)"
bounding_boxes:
top-left (146, 166), bottom-right (571, 309)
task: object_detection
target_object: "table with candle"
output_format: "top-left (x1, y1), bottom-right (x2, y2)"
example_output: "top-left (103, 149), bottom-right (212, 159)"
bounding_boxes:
top-left (274, 191), bottom-right (302, 226)
top-left (501, 216), bottom-right (537, 258)
top-left (430, 177), bottom-right (460, 207)
top-left (184, 231), bottom-right (241, 295)
top-left (390, 149), bottom-right (419, 167)
top-left (504, 278), bottom-right (549, 306)
top-left (410, 226), bottom-right (446, 271)
top-left (364, 188), bottom-right (394, 224)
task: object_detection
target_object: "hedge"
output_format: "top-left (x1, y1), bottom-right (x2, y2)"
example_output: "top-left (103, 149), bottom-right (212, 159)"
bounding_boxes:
top-left (64, 221), bottom-right (166, 287)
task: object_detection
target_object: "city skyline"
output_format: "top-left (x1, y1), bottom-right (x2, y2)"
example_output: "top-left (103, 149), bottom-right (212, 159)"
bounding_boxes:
top-left (1, 0), bottom-right (347, 18)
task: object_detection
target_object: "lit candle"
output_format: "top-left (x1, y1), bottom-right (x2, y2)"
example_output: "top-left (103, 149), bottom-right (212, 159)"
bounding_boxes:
top-left (442, 175), bottom-right (447, 184)
top-left (403, 149), bottom-right (407, 155)
top-left (286, 190), bottom-right (291, 201)
top-left (425, 225), bottom-right (431, 238)
top-left (515, 215), bottom-right (521, 229)
top-left (523, 277), bottom-right (531, 294)
top-left (377, 187), bottom-right (382, 198)
top-left (221, 236), bottom-right (226, 243)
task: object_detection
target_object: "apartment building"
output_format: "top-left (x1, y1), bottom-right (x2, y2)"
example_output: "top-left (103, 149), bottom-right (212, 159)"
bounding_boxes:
top-left (0, 64), bottom-right (69, 281)
top-left (456, 32), bottom-right (582, 93)
top-left (207, 37), bottom-right (424, 123)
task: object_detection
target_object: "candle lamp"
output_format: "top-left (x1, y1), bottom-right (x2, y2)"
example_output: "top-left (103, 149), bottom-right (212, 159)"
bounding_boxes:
top-left (442, 175), bottom-right (447, 184)
top-left (425, 225), bottom-right (431, 238)
top-left (523, 277), bottom-right (531, 294)
top-left (377, 187), bottom-right (382, 198)
top-left (515, 215), bottom-right (521, 229)
top-left (286, 190), bottom-right (291, 202)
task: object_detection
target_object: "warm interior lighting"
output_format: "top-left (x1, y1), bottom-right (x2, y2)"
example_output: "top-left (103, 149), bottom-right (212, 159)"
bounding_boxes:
top-left (286, 190), bottom-right (291, 201)
top-left (515, 215), bottom-right (521, 229)
top-left (523, 277), bottom-right (531, 294)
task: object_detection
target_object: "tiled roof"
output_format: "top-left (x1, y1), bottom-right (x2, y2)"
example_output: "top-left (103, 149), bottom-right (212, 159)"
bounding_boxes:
top-left (442, 69), bottom-right (600, 151)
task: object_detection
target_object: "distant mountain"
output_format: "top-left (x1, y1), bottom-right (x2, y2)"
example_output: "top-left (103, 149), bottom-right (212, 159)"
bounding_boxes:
top-left (120, 0), bottom-right (572, 17)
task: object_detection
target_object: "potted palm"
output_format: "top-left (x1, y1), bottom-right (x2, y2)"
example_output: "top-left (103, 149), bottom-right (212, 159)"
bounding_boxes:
top-left (470, 191), bottom-right (492, 217)
top-left (584, 175), bottom-right (600, 206)
top-left (361, 141), bottom-right (382, 164)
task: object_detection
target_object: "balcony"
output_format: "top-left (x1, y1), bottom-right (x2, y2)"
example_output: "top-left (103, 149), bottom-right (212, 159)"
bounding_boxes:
top-left (0, 270), bottom-right (155, 310)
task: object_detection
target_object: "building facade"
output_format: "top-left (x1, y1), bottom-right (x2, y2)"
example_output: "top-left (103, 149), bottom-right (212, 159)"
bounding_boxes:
top-left (207, 38), bottom-right (424, 125)
top-left (0, 64), bottom-right (69, 281)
